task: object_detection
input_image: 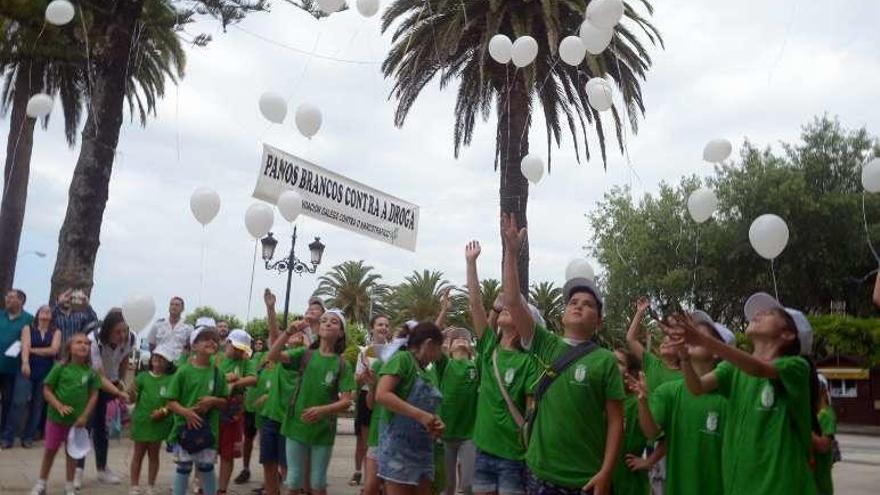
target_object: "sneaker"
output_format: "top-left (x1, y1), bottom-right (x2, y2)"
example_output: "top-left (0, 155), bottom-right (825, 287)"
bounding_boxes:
top-left (145, 487), bottom-right (156, 495)
top-left (234, 468), bottom-right (251, 484)
top-left (1, 441), bottom-right (12, 449)
top-left (97, 469), bottom-right (122, 485)
top-left (74, 468), bottom-right (84, 490)
top-left (21, 440), bottom-right (33, 448)
top-left (29, 482), bottom-right (46, 495)
top-left (130, 487), bottom-right (142, 495)
top-left (348, 471), bottom-right (362, 486)
top-left (65, 482), bottom-right (77, 495)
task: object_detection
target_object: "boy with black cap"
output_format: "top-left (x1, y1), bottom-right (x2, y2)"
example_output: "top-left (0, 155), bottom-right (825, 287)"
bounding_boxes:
top-left (500, 214), bottom-right (624, 495)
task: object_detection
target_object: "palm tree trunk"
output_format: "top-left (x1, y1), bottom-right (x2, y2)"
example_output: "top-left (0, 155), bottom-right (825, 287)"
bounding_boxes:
top-left (497, 75), bottom-right (531, 296)
top-left (0, 61), bottom-right (44, 297)
top-left (49, 0), bottom-right (144, 300)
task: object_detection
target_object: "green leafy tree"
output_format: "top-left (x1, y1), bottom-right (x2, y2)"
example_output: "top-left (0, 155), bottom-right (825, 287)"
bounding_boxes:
top-left (530, 281), bottom-right (563, 333)
top-left (313, 260), bottom-right (388, 325)
top-left (381, 0), bottom-right (661, 293)
top-left (589, 116), bottom-right (880, 336)
top-left (185, 306), bottom-right (244, 330)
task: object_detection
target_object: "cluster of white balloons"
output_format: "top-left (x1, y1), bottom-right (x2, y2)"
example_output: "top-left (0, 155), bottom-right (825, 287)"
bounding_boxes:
top-left (488, 35), bottom-right (538, 68)
top-left (749, 214), bottom-right (789, 260)
top-left (861, 157), bottom-right (880, 193)
top-left (259, 93), bottom-right (323, 138)
top-left (703, 138), bottom-right (733, 163)
top-left (190, 187), bottom-right (221, 226)
top-left (26, 94), bottom-right (53, 118)
top-left (580, 0), bottom-right (623, 56)
top-left (520, 154), bottom-right (545, 184)
top-left (122, 293), bottom-right (156, 332)
top-left (566, 258), bottom-right (596, 281)
top-left (45, 0), bottom-right (75, 26)
top-left (687, 187), bottom-right (718, 224)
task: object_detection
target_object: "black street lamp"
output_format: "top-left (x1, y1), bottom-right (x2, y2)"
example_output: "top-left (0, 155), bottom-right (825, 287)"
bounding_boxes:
top-left (261, 225), bottom-right (326, 328)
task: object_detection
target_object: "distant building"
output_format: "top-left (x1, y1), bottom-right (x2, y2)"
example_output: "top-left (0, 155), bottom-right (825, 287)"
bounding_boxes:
top-left (817, 355), bottom-right (880, 426)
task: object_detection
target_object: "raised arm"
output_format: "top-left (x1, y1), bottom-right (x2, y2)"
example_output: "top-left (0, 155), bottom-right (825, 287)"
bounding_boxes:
top-left (266, 325), bottom-right (294, 365)
top-left (465, 241), bottom-right (489, 337)
top-left (264, 289), bottom-right (280, 346)
top-left (626, 297), bottom-right (650, 361)
top-left (435, 288), bottom-right (452, 328)
top-left (500, 213), bottom-right (534, 342)
top-left (671, 315), bottom-right (778, 380)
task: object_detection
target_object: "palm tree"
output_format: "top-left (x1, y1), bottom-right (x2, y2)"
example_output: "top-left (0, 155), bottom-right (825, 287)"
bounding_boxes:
top-left (385, 269), bottom-right (452, 323)
top-left (479, 278), bottom-right (502, 312)
top-left (313, 260), bottom-right (388, 325)
top-left (382, 0), bottom-right (661, 293)
top-left (530, 280), bottom-right (563, 332)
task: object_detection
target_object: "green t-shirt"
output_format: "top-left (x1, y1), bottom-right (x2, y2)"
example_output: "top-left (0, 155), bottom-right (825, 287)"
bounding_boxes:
top-left (439, 357), bottom-right (479, 440)
top-left (650, 379), bottom-right (725, 495)
top-left (280, 347), bottom-right (356, 446)
top-left (367, 359), bottom-right (384, 448)
top-left (643, 352), bottom-right (682, 392)
top-left (472, 328), bottom-right (540, 460)
top-left (44, 362), bottom-right (100, 426)
top-left (263, 361), bottom-right (299, 423)
top-left (244, 352), bottom-right (266, 412)
top-left (217, 353), bottom-right (256, 398)
top-left (132, 371), bottom-right (174, 442)
top-left (253, 363), bottom-right (272, 417)
top-left (714, 356), bottom-right (816, 495)
top-left (612, 395), bottom-right (650, 495)
top-left (164, 361), bottom-right (229, 448)
top-left (815, 406), bottom-right (837, 495)
top-left (524, 325), bottom-right (626, 488)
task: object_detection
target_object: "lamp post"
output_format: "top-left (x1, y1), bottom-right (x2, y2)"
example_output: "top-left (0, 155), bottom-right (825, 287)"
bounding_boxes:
top-left (261, 226), bottom-right (326, 329)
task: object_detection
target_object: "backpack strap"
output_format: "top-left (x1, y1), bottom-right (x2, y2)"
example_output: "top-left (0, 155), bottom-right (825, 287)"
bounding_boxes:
top-left (289, 349), bottom-right (314, 407)
top-left (492, 348), bottom-right (526, 429)
top-left (532, 340), bottom-right (599, 403)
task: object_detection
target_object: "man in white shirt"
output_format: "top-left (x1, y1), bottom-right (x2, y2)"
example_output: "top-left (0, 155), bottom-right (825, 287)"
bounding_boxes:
top-left (145, 297), bottom-right (192, 357)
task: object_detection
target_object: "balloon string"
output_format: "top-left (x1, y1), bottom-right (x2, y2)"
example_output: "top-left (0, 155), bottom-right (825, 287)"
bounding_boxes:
top-left (246, 240), bottom-right (257, 323)
top-left (199, 226), bottom-right (207, 307)
top-left (693, 224), bottom-right (701, 299)
top-left (862, 191), bottom-right (880, 263)
top-left (770, 258), bottom-right (779, 301)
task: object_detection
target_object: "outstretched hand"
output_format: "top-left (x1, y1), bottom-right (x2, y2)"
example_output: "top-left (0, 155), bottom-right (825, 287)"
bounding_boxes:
top-left (264, 288), bottom-right (276, 308)
top-left (500, 213), bottom-right (526, 254)
top-left (625, 371), bottom-right (649, 400)
top-left (465, 240), bottom-right (481, 262)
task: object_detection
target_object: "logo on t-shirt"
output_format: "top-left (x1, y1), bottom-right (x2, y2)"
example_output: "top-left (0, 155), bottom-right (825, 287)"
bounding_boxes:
top-left (81, 375), bottom-right (88, 385)
top-left (504, 368), bottom-right (515, 385)
top-left (574, 364), bottom-right (587, 383)
top-left (468, 368), bottom-right (477, 381)
top-left (760, 384), bottom-right (775, 409)
top-left (705, 411), bottom-right (719, 432)
top-left (160, 386), bottom-right (167, 397)
top-left (265, 380), bottom-right (272, 390)
top-left (324, 371), bottom-right (335, 385)
top-left (208, 379), bottom-right (215, 392)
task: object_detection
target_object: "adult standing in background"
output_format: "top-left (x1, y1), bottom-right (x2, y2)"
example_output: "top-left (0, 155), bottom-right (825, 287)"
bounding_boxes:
top-left (145, 297), bottom-right (193, 357)
top-left (0, 289), bottom-right (33, 448)
top-left (52, 289), bottom-right (97, 346)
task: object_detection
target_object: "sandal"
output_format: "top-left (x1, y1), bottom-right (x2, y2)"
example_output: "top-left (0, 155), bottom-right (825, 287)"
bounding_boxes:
top-left (349, 472), bottom-right (362, 486)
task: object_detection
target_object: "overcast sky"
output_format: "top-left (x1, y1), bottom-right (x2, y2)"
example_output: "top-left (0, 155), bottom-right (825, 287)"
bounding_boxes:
top-left (8, 0), bottom-right (880, 329)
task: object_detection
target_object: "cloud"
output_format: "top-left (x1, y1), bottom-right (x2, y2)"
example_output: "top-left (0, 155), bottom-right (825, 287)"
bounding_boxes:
top-left (7, 0), bottom-right (880, 325)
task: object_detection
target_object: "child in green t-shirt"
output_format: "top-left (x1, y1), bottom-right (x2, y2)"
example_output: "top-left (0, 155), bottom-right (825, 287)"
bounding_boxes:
top-left (438, 329), bottom-right (479, 495)
top-left (166, 324), bottom-right (229, 495)
top-left (669, 292), bottom-right (818, 495)
top-left (267, 308), bottom-right (355, 495)
top-left (236, 338), bottom-right (266, 485)
top-left (216, 329), bottom-right (257, 494)
top-left (612, 349), bottom-right (652, 495)
top-left (813, 376), bottom-right (837, 495)
top-left (128, 346), bottom-right (176, 495)
top-left (30, 332), bottom-right (100, 495)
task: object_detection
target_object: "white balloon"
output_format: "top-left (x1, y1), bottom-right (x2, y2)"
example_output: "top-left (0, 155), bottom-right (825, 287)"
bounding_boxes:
top-left (586, 0), bottom-right (625, 30)
top-left (356, 0), bottom-right (380, 17)
top-left (749, 214), bottom-right (790, 260)
top-left (579, 20), bottom-right (613, 54)
top-left (586, 77), bottom-right (613, 111)
top-left (862, 158), bottom-right (880, 193)
top-left (488, 34), bottom-right (513, 64)
top-left (45, 0), bottom-right (75, 26)
top-left (26, 93), bottom-right (53, 118)
top-left (295, 103), bottom-right (323, 138)
top-left (189, 187), bottom-right (221, 226)
top-left (121, 293), bottom-right (156, 332)
top-left (687, 188), bottom-right (718, 223)
top-left (511, 36), bottom-right (539, 68)
top-left (277, 190), bottom-right (303, 222)
top-left (703, 138), bottom-right (733, 163)
top-left (259, 92), bottom-right (287, 124)
top-left (318, 0), bottom-right (345, 14)
top-left (558, 36), bottom-right (586, 66)
top-left (565, 258), bottom-right (595, 281)
top-left (245, 203), bottom-right (275, 239)
top-left (520, 154), bottom-right (544, 184)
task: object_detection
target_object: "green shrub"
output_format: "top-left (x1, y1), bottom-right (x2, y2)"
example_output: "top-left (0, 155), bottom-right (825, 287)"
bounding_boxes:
top-left (808, 314), bottom-right (880, 366)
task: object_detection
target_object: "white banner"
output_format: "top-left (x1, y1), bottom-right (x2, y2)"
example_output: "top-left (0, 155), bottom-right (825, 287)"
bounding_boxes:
top-left (253, 144), bottom-right (419, 251)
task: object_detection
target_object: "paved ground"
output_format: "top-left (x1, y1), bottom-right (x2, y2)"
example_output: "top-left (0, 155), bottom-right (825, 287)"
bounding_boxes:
top-left (1, 422), bottom-right (877, 494)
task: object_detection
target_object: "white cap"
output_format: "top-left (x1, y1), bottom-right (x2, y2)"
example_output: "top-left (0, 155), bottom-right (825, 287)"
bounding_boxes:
top-left (227, 329), bottom-right (253, 358)
top-left (152, 344), bottom-right (180, 363)
top-left (195, 316), bottom-right (216, 330)
top-left (562, 277), bottom-right (604, 312)
top-left (324, 308), bottom-right (346, 331)
top-left (190, 326), bottom-right (219, 346)
top-left (66, 427), bottom-right (91, 460)
top-left (744, 292), bottom-right (813, 356)
top-left (404, 320), bottom-right (419, 331)
top-left (692, 310), bottom-right (735, 345)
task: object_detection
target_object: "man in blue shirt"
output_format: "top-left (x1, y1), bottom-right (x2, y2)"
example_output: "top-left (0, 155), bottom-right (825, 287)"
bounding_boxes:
top-left (0, 289), bottom-right (33, 448)
top-left (52, 288), bottom-right (97, 346)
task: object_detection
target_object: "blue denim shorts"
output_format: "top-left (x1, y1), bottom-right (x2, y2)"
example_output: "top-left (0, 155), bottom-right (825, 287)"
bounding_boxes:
top-left (473, 449), bottom-right (526, 495)
top-left (259, 419), bottom-right (287, 466)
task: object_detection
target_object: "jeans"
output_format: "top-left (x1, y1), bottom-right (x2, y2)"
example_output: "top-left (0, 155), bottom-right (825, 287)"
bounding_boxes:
top-left (3, 371), bottom-right (47, 443)
top-left (474, 449), bottom-right (526, 495)
top-left (444, 439), bottom-right (476, 495)
top-left (0, 373), bottom-right (15, 440)
top-left (77, 390), bottom-right (112, 471)
top-left (285, 438), bottom-right (333, 490)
